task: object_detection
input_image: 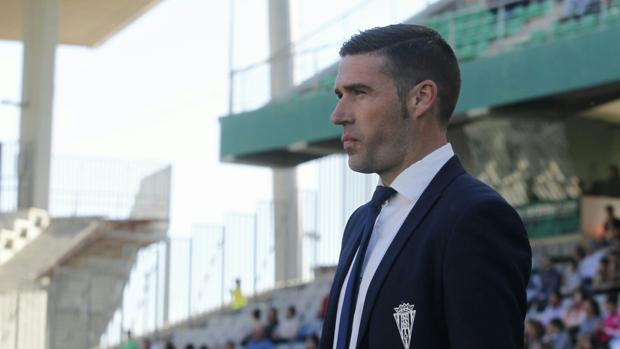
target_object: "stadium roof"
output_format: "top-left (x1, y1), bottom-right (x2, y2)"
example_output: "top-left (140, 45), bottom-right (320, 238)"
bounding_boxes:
top-left (0, 0), bottom-right (161, 47)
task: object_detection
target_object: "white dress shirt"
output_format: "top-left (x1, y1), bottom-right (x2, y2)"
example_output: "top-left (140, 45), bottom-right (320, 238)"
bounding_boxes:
top-left (333, 143), bottom-right (455, 349)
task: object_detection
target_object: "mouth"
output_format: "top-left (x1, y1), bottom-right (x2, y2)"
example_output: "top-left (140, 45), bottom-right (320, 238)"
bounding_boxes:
top-left (341, 134), bottom-right (358, 149)
top-left (341, 134), bottom-right (358, 142)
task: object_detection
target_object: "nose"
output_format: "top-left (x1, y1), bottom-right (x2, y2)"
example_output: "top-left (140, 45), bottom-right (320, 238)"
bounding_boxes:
top-left (330, 99), bottom-right (350, 125)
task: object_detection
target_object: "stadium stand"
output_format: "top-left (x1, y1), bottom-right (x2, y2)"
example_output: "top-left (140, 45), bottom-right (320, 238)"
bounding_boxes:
top-left (210, 0), bottom-right (620, 347)
top-left (147, 275), bottom-right (332, 349)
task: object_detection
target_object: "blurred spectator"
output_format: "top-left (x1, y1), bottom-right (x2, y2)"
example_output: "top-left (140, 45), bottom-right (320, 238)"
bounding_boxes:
top-left (609, 239), bottom-right (620, 282)
top-left (223, 341), bottom-right (235, 349)
top-left (564, 289), bottom-right (588, 331)
top-left (121, 331), bottom-right (139, 349)
top-left (541, 257), bottom-right (563, 295)
top-left (164, 342), bottom-right (175, 349)
top-left (564, 0), bottom-right (593, 19)
top-left (142, 339), bottom-right (157, 349)
top-left (184, 345), bottom-right (194, 349)
top-left (578, 298), bottom-right (602, 337)
top-left (561, 258), bottom-right (582, 294)
top-left (578, 246), bottom-right (607, 287)
top-left (544, 318), bottom-right (572, 349)
top-left (247, 327), bottom-right (275, 349)
top-left (198, 345), bottom-right (209, 349)
top-left (533, 256), bottom-right (562, 310)
top-left (605, 205), bottom-right (620, 235)
top-left (599, 295), bottom-right (620, 344)
top-left (230, 278), bottom-right (247, 310)
top-left (576, 333), bottom-right (594, 349)
top-left (304, 333), bottom-right (320, 349)
top-left (320, 293), bottom-right (328, 318)
top-left (539, 292), bottom-right (566, 326)
top-left (525, 319), bottom-right (548, 349)
top-left (263, 307), bottom-right (279, 340)
top-left (298, 308), bottom-right (325, 340)
top-left (251, 308), bottom-right (263, 331)
top-left (274, 305), bottom-right (300, 341)
top-left (242, 308), bottom-right (263, 345)
top-left (592, 257), bottom-right (614, 291)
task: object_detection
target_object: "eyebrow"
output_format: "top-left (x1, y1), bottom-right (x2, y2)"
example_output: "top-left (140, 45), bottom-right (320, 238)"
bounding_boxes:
top-left (334, 83), bottom-right (373, 96)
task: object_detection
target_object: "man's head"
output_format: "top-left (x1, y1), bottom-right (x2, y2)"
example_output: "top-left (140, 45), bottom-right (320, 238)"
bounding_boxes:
top-left (332, 24), bottom-right (461, 183)
top-left (252, 308), bottom-right (261, 320)
top-left (286, 305), bottom-right (296, 318)
top-left (606, 294), bottom-right (618, 314)
top-left (607, 205), bottom-right (616, 218)
top-left (547, 318), bottom-right (565, 335)
top-left (338, 24), bottom-right (460, 126)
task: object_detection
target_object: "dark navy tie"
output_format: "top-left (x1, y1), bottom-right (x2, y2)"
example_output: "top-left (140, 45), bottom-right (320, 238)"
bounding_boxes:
top-left (336, 186), bottom-right (397, 349)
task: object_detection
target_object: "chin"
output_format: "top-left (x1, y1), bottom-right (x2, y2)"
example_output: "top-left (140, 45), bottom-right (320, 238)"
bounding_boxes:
top-left (347, 157), bottom-right (374, 174)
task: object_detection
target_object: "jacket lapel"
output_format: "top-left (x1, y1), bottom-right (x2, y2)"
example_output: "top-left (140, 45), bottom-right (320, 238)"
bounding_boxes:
top-left (355, 156), bottom-right (465, 346)
top-left (321, 207), bottom-right (368, 347)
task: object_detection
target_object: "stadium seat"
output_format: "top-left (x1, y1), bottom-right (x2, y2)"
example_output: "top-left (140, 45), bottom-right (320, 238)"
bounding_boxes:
top-left (526, 1), bottom-right (544, 19)
top-left (579, 14), bottom-right (599, 31)
top-left (607, 6), bottom-right (620, 24)
top-left (512, 5), bottom-right (527, 20)
top-left (529, 29), bottom-right (550, 46)
top-left (476, 39), bottom-right (490, 54)
top-left (507, 17), bottom-right (525, 35)
top-left (552, 19), bottom-right (578, 38)
top-left (456, 45), bottom-right (476, 61)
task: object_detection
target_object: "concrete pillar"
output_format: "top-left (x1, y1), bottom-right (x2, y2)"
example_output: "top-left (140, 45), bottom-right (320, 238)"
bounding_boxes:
top-left (268, 0), bottom-right (301, 283)
top-left (163, 239), bottom-right (171, 325)
top-left (18, 0), bottom-right (59, 210)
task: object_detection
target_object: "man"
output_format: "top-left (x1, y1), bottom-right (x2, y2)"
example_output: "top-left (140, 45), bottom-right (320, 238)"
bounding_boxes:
top-left (319, 24), bottom-right (531, 349)
top-left (230, 278), bottom-right (247, 310)
top-left (605, 205), bottom-right (620, 236)
top-left (121, 331), bottom-right (138, 349)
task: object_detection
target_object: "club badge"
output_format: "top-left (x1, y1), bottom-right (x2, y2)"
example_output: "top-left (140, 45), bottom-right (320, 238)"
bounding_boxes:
top-left (393, 302), bottom-right (416, 349)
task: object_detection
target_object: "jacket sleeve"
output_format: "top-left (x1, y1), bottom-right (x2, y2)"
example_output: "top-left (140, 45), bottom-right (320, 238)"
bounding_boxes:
top-left (443, 198), bottom-right (532, 349)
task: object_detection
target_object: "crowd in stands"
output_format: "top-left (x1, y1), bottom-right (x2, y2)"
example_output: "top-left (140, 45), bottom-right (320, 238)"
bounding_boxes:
top-left (124, 204), bottom-right (620, 349)
top-left (236, 299), bottom-right (327, 349)
top-left (525, 204), bottom-right (620, 348)
top-left (127, 293), bottom-right (328, 349)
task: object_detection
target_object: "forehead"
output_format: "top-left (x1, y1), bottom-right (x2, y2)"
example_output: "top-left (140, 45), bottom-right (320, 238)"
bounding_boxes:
top-left (335, 53), bottom-right (392, 86)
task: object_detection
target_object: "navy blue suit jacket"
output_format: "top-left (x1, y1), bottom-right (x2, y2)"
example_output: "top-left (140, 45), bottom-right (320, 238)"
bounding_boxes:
top-left (319, 156), bottom-right (532, 349)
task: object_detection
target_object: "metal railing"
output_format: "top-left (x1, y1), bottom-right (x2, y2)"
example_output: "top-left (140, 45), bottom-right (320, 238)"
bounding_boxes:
top-left (0, 141), bottom-right (170, 219)
top-left (229, 0), bottom-right (620, 114)
top-left (230, 0), bottom-right (438, 114)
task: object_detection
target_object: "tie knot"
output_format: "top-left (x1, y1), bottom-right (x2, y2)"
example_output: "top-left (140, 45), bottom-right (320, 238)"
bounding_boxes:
top-left (369, 186), bottom-right (396, 209)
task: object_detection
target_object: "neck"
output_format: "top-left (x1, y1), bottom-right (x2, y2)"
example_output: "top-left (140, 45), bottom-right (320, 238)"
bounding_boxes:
top-left (379, 134), bottom-right (448, 186)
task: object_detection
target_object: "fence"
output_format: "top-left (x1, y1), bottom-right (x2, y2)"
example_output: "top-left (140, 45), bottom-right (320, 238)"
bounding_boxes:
top-left (0, 141), bottom-right (170, 219)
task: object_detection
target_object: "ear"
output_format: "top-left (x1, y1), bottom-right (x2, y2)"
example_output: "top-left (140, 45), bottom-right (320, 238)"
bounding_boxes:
top-left (406, 80), bottom-right (438, 119)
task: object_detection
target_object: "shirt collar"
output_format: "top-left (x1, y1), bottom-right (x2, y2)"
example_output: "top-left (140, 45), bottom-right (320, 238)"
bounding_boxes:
top-left (380, 143), bottom-right (455, 203)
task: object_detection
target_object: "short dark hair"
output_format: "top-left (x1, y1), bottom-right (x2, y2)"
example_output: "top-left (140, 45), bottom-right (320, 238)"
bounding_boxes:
top-left (339, 24), bottom-right (461, 128)
top-left (550, 318), bottom-right (565, 331)
top-left (252, 308), bottom-right (261, 319)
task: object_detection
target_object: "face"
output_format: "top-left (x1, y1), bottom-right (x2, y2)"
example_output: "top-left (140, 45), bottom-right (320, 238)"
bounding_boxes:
top-left (606, 302), bottom-right (616, 314)
top-left (331, 54), bottom-right (413, 182)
